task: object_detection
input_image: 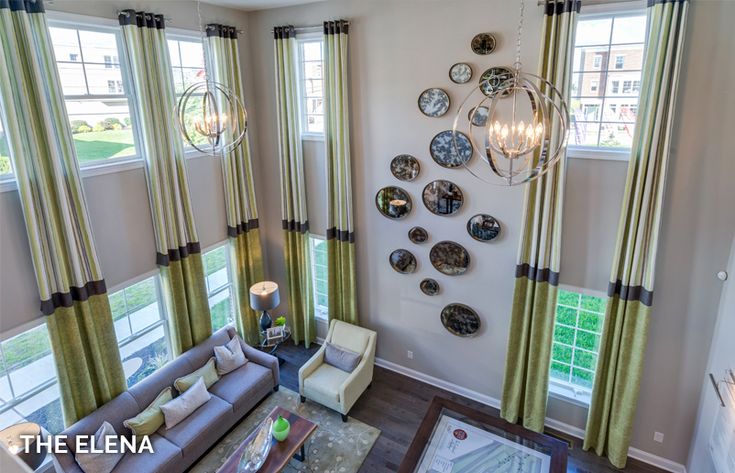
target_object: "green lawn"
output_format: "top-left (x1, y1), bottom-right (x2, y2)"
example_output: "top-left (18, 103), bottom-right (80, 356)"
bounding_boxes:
top-left (1, 325), bottom-right (52, 373)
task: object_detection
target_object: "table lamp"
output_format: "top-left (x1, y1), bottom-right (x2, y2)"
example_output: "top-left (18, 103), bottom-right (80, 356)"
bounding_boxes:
top-left (250, 281), bottom-right (280, 331)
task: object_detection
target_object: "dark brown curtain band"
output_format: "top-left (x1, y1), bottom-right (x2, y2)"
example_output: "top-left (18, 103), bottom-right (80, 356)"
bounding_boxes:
top-left (648, 0), bottom-right (687, 5)
top-left (282, 219), bottom-right (309, 233)
top-left (323, 20), bottom-right (349, 35)
top-left (544, 0), bottom-right (581, 15)
top-left (326, 227), bottom-right (355, 243)
top-left (155, 242), bottom-right (202, 266)
top-left (608, 280), bottom-right (654, 306)
top-left (273, 25), bottom-right (296, 40)
top-left (118, 10), bottom-right (165, 29)
top-left (227, 219), bottom-right (259, 237)
top-left (1, 0), bottom-right (44, 12)
top-left (206, 23), bottom-right (238, 39)
top-left (40, 280), bottom-right (108, 315)
top-left (515, 263), bottom-right (560, 286)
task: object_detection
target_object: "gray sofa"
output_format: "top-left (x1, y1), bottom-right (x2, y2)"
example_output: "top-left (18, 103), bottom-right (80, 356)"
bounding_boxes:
top-left (55, 327), bottom-right (279, 473)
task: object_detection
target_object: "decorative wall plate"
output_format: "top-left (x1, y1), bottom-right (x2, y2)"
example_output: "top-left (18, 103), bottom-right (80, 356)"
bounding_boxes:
top-left (441, 303), bottom-right (481, 337)
top-left (375, 186), bottom-right (412, 220)
top-left (467, 214), bottom-right (501, 241)
top-left (471, 33), bottom-right (497, 55)
top-left (390, 154), bottom-right (420, 182)
top-left (479, 67), bottom-right (513, 97)
top-left (423, 180), bottom-right (464, 216)
top-left (420, 278), bottom-right (440, 296)
top-left (389, 249), bottom-right (417, 274)
top-left (468, 105), bottom-right (489, 127)
top-left (418, 88), bottom-right (450, 117)
top-left (430, 241), bottom-right (470, 275)
top-left (429, 130), bottom-right (473, 168)
top-left (449, 63), bottom-right (473, 84)
top-left (408, 226), bottom-right (429, 244)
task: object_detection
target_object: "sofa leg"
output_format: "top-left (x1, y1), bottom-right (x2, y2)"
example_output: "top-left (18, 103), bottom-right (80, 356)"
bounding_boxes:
top-left (341, 414), bottom-right (348, 422)
top-left (274, 385), bottom-right (280, 392)
top-left (300, 395), bottom-right (305, 403)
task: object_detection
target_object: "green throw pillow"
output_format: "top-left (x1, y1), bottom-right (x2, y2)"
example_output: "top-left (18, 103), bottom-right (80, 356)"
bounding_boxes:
top-left (123, 387), bottom-right (173, 436)
top-left (174, 357), bottom-right (220, 393)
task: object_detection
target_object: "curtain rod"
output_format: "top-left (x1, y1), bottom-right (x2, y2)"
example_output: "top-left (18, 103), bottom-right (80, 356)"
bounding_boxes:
top-left (116, 10), bottom-right (245, 34)
top-left (269, 22), bottom-right (350, 34)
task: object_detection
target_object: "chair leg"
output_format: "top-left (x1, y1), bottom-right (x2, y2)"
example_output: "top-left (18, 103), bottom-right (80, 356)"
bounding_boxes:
top-left (300, 395), bottom-right (306, 403)
top-left (341, 414), bottom-right (348, 422)
top-left (367, 382), bottom-right (373, 389)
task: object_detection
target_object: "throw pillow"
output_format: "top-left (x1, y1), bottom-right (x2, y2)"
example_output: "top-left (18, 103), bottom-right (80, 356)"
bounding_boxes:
top-left (123, 387), bottom-right (173, 436)
top-left (74, 421), bottom-right (124, 473)
top-left (174, 357), bottom-right (219, 393)
top-left (160, 377), bottom-right (210, 429)
top-left (214, 336), bottom-right (248, 375)
top-left (324, 342), bottom-right (362, 373)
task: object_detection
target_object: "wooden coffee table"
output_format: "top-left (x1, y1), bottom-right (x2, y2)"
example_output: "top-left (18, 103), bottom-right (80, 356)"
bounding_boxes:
top-left (216, 406), bottom-right (317, 473)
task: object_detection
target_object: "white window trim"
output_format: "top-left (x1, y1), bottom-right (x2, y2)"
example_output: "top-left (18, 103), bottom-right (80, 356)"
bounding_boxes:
top-left (309, 235), bottom-right (328, 320)
top-left (567, 2), bottom-right (646, 161)
top-left (296, 32), bottom-right (325, 141)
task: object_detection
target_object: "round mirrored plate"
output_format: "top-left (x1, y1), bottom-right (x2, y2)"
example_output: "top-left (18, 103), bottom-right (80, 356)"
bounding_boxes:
top-left (389, 249), bottom-right (417, 274)
top-left (430, 241), bottom-right (470, 275)
top-left (418, 88), bottom-right (450, 117)
top-left (449, 63), bottom-right (473, 84)
top-left (430, 130), bottom-right (473, 168)
top-left (375, 186), bottom-right (412, 220)
top-left (408, 226), bottom-right (428, 244)
top-left (423, 180), bottom-right (464, 216)
top-left (390, 154), bottom-right (420, 182)
top-left (467, 214), bottom-right (501, 242)
top-left (479, 67), bottom-right (513, 97)
top-left (468, 105), bottom-right (489, 127)
top-left (471, 33), bottom-right (496, 55)
top-left (441, 303), bottom-right (481, 337)
top-left (420, 278), bottom-right (440, 296)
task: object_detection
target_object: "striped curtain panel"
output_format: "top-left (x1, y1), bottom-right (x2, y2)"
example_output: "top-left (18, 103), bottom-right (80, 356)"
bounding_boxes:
top-left (323, 20), bottom-right (358, 325)
top-left (0, 0), bottom-right (126, 425)
top-left (500, 0), bottom-right (578, 433)
top-left (119, 10), bottom-right (212, 355)
top-left (205, 24), bottom-right (264, 345)
top-left (583, 0), bottom-right (689, 467)
top-left (274, 26), bottom-right (315, 347)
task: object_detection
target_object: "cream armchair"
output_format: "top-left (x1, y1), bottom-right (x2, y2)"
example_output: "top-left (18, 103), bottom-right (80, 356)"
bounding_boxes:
top-left (298, 320), bottom-right (376, 421)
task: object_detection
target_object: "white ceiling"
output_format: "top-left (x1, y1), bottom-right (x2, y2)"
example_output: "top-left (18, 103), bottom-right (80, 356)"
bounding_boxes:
top-left (203, 0), bottom-right (324, 12)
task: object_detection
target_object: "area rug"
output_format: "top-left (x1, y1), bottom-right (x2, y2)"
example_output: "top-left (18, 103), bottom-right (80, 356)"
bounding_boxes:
top-left (190, 387), bottom-right (381, 473)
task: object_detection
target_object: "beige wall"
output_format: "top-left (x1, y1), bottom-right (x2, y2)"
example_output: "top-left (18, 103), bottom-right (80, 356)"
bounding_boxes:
top-left (244, 0), bottom-right (735, 466)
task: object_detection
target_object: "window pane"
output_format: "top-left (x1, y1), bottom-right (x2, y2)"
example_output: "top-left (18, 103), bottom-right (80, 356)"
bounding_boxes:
top-left (305, 98), bottom-right (324, 116)
top-left (570, 120), bottom-right (600, 147)
top-left (599, 122), bottom-right (636, 148)
top-left (306, 115), bottom-right (324, 133)
top-left (611, 16), bottom-right (647, 44)
top-left (575, 18), bottom-right (612, 46)
top-left (179, 41), bottom-right (205, 68)
top-left (124, 278), bottom-right (157, 312)
top-left (573, 46), bottom-right (609, 72)
top-left (78, 30), bottom-right (119, 64)
top-left (121, 325), bottom-right (170, 387)
top-left (304, 79), bottom-right (323, 97)
top-left (83, 64), bottom-right (125, 95)
top-left (57, 63), bottom-right (87, 95)
top-left (49, 27), bottom-right (80, 62)
top-left (303, 61), bottom-right (322, 80)
top-left (67, 100), bottom-right (135, 163)
top-left (182, 67), bottom-right (206, 90)
top-left (210, 289), bottom-right (233, 331)
top-left (0, 119), bottom-right (11, 175)
top-left (303, 41), bottom-right (321, 61)
top-left (167, 40), bottom-right (181, 67)
top-left (16, 383), bottom-right (64, 434)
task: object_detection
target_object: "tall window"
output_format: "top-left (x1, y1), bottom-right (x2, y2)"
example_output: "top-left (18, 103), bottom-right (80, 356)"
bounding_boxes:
top-left (167, 37), bottom-right (206, 149)
top-left (309, 236), bottom-right (328, 319)
top-left (0, 116), bottom-right (11, 177)
top-left (109, 276), bottom-right (171, 387)
top-left (297, 38), bottom-right (324, 135)
top-left (48, 24), bottom-right (138, 164)
top-left (0, 325), bottom-right (64, 434)
top-left (549, 288), bottom-right (606, 402)
top-left (570, 12), bottom-right (646, 150)
top-left (203, 245), bottom-right (235, 331)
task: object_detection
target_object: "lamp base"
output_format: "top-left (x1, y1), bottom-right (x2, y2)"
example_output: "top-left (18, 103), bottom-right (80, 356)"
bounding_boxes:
top-left (260, 311), bottom-right (273, 332)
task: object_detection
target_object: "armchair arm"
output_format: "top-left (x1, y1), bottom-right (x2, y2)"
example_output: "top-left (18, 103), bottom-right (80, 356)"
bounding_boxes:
top-left (339, 334), bottom-right (376, 413)
top-left (298, 344), bottom-right (327, 393)
top-left (239, 339), bottom-right (280, 387)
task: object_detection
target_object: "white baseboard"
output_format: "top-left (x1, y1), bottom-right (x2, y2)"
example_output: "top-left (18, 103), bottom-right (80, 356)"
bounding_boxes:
top-left (373, 356), bottom-right (687, 473)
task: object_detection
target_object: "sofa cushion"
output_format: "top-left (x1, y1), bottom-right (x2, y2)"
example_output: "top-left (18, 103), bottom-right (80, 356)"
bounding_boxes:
top-left (174, 357), bottom-right (219, 393)
top-left (209, 361), bottom-right (272, 412)
top-left (161, 378), bottom-right (211, 429)
top-left (127, 356), bottom-right (194, 409)
top-left (62, 392), bottom-right (141, 454)
top-left (74, 421), bottom-right (124, 473)
top-left (324, 342), bottom-right (362, 373)
top-left (303, 364), bottom-right (350, 404)
top-left (158, 394), bottom-right (232, 460)
top-left (123, 387), bottom-right (172, 436)
top-left (111, 434), bottom-right (181, 473)
top-left (180, 327), bottom-right (231, 369)
top-left (214, 336), bottom-right (248, 375)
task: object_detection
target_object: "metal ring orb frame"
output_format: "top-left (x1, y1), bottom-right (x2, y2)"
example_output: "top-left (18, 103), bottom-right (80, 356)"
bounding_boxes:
top-left (452, 69), bottom-right (570, 186)
top-left (176, 81), bottom-right (248, 156)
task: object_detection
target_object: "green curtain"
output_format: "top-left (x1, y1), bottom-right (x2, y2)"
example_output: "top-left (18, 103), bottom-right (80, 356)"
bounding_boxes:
top-left (205, 24), bottom-right (264, 346)
top-left (274, 25), bottom-right (315, 348)
top-left (583, 0), bottom-right (689, 467)
top-left (119, 10), bottom-right (211, 355)
top-left (323, 20), bottom-right (358, 325)
top-left (500, 0), bottom-right (578, 433)
top-left (0, 0), bottom-right (126, 425)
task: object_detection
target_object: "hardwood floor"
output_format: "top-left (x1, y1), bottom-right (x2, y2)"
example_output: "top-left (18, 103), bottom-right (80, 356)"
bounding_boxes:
top-left (276, 342), bottom-right (667, 473)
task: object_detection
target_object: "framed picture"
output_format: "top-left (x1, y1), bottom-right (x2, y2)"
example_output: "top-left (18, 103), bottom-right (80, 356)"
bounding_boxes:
top-left (266, 326), bottom-right (285, 344)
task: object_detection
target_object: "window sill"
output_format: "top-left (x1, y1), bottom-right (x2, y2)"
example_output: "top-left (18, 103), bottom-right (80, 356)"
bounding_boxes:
top-left (301, 133), bottom-right (325, 142)
top-left (567, 146), bottom-right (630, 162)
top-left (548, 382), bottom-right (591, 408)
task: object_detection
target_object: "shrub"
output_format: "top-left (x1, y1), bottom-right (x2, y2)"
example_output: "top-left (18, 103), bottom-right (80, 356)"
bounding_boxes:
top-left (92, 123), bottom-right (106, 132)
top-left (77, 125), bottom-right (92, 133)
top-left (123, 117), bottom-right (131, 127)
top-left (70, 120), bottom-right (91, 134)
top-left (101, 117), bottom-right (123, 130)
top-left (0, 156), bottom-right (11, 174)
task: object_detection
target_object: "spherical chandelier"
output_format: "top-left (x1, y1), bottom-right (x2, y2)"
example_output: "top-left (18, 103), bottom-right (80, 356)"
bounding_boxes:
top-left (452, 0), bottom-right (569, 186)
top-left (175, 0), bottom-right (248, 156)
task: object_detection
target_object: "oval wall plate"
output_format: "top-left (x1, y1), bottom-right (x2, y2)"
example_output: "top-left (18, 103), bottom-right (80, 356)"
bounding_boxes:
top-left (449, 62), bottom-right (473, 84)
top-left (389, 249), bottom-right (417, 274)
top-left (429, 130), bottom-right (473, 168)
top-left (375, 186), bottom-right (412, 220)
top-left (390, 154), bottom-right (420, 182)
top-left (441, 303), bottom-right (481, 337)
top-left (430, 240), bottom-right (470, 275)
top-left (418, 88), bottom-right (450, 117)
top-left (471, 33), bottom-right (497, 55)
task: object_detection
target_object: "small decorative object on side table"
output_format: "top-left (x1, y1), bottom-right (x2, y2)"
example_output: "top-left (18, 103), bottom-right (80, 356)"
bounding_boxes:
top-left (259, 326), bottom-right (291, 365)
top-left (0, 422), bottom-right (47, 470)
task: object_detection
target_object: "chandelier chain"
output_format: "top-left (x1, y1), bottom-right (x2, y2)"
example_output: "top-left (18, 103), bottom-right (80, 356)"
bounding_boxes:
top-left (514, 0), bottom-right (525, 70)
